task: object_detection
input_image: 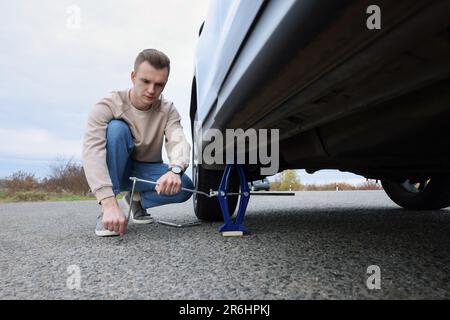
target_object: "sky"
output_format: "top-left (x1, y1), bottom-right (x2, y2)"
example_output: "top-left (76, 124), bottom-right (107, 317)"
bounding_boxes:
top-left (0, 0), bottom-right (366, 185)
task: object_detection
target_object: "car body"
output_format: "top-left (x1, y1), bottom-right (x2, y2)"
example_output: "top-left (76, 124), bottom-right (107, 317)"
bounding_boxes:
top-left (190, 0), bottom-right (450, 220)
top-left (249, 178), bottom-right (271, 192)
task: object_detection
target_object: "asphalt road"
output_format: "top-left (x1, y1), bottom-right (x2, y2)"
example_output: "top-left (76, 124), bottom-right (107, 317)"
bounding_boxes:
top-left (1, 191), bottom-right (449, 299)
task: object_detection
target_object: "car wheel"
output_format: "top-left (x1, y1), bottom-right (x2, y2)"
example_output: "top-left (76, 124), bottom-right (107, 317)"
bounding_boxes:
top-left (192, 113), bottom-right (239, 221)
top-left (381, 175), bottom-right (450, 210)
top-left (192, 163), bottom-right (239, 221)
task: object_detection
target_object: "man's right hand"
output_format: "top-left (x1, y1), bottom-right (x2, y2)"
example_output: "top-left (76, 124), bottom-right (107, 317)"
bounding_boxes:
top-left (101, 197), bottom-right (128, 236)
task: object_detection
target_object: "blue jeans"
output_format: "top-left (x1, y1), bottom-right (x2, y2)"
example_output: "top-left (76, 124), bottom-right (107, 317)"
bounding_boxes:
top-left (105, 120), bottom-right (193, 209)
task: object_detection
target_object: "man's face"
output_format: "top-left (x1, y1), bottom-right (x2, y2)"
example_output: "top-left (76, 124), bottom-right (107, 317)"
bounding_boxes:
top-left (131, 61), bottom-right (169, 107)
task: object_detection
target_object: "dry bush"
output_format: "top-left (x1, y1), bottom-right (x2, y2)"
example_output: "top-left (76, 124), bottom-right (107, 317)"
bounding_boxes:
top-left (356, 180), bottom-right (383, 190)
top-left (302, 181), bottom-right (383, 191)
top-left (11, 191), bottom-right (49, 202)
top-left (270, 181), bottom-right (281, 190)
top-left (0, 179), bottom-right (7, 188)
top-left (5, 171), bottom-right (40, 196)
top-left (303, 182), bottom-right (356, 191)
top-left (336, 183), bottom-right (357, 191)
top-left (3, 158), bottom-right (91, 199)
top-left (41, 157), bottom-right (91, 195)
top-left (270, 181), bottom-right (303, 191)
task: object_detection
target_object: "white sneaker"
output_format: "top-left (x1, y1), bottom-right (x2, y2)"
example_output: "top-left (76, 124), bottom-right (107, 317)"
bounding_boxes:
top-left (95, 213), bottom-right (120, 237)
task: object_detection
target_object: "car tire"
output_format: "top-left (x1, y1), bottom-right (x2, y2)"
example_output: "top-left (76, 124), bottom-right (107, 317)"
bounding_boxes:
top-left (381, 175), bottom-right (450, 210)
top-left (191, 110), bottom-right (239, 221)
top-left (193, 164), bottom-right (239, 221)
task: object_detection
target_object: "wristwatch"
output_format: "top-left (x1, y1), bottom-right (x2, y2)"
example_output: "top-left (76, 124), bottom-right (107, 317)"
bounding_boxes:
top-left (168, 165), bottom-right (183, 175)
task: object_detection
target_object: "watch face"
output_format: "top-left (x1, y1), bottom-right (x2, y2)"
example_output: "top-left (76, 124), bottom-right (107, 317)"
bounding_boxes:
top-left (171, 166), bottom-right (182, 174)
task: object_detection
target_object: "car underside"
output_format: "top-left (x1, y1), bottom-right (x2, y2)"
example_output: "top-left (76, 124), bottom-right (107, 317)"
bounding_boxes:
top-left (190, 0), bottom-right (450, 220)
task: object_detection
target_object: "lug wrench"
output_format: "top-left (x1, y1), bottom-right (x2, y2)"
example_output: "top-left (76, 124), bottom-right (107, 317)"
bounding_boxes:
top-left (127, 177), bottom-right (211, 227)
top-left (127, 175), bottom-right (295, 231)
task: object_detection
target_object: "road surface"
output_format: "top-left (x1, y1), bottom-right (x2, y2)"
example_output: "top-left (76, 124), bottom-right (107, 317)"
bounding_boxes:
top-left (1, 191), bottom-right (449, 299)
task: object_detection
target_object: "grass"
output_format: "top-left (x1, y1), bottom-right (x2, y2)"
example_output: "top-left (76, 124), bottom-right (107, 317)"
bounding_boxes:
top-left (0, 189), bottom-right (96, 203)
top-left (0, 189), bottom-right (6, 201)
top-left (47, 194), bottom-right (97, 202)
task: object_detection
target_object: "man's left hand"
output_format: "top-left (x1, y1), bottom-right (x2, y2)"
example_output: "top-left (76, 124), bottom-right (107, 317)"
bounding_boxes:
top-left (155, 171), bottom-right (182, 195)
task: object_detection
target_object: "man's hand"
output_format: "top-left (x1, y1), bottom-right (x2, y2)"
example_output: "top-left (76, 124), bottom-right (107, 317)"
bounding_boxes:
top-left (155, 171), bottom-right (182, 195)
top-left (101, 197), bottom-right (128, 236)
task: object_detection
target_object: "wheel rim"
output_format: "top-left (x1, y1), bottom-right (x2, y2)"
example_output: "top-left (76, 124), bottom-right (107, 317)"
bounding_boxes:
top-left (400, 179), bottom-right (430, 193)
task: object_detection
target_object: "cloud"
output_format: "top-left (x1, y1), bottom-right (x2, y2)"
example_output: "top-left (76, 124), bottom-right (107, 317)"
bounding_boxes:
top-left (0, 127), bottom-right (82, 159)
top-left (0, 0), bottom-right (209, 176)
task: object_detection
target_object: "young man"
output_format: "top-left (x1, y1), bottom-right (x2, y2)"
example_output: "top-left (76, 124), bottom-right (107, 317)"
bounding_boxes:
top-left (83, 49), bottom-right (193, 237)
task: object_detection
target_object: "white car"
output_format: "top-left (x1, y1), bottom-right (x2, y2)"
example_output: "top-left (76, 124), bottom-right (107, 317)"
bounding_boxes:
top-left (190, 0), bottom-right (450, 220)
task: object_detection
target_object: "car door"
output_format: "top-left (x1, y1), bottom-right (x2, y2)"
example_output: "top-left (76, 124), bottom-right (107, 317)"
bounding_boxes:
top-left (194, 0), bottom-right (266, 124)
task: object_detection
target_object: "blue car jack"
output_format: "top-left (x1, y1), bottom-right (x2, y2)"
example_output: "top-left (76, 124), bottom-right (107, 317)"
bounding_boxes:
top-left (216, 164), bottom-right (250, 237)
top-left (129, 164), bottom-right (294, 236)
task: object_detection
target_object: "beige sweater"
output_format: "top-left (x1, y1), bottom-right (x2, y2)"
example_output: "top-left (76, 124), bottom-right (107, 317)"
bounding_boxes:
top-left (82, 89), bottom-right (191, 202)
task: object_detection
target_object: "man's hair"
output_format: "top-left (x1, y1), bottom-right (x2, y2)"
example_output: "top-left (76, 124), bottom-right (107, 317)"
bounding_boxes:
top-left (134, 49), bottom-right (170, 74)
